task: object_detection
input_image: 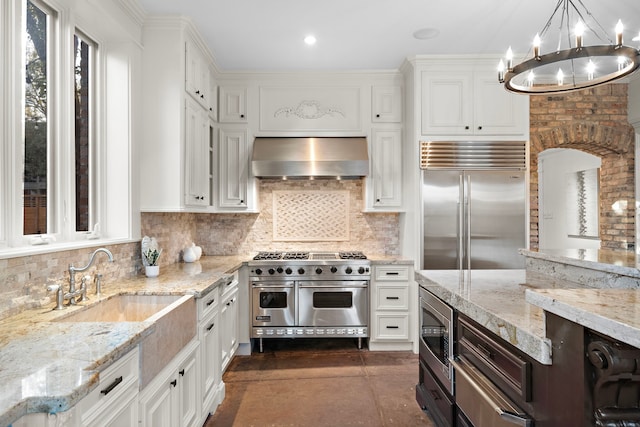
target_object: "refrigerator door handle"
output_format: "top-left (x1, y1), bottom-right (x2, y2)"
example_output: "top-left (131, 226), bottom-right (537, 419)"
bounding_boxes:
top-left (466, 174), bottom-right (472, 271)
top-left (458, 173), bottom-right (464, 271)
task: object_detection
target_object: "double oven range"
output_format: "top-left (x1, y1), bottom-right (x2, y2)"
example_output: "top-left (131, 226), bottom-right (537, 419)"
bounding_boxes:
top-left (249, 251), bottom-right (370, 351)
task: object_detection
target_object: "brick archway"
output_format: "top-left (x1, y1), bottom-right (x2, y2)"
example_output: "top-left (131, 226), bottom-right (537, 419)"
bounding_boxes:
top-left (529, 86), bottom-right (636, 251)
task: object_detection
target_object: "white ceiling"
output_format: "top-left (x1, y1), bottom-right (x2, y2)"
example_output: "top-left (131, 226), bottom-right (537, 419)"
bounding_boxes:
top-left (137, 0), bottom-right (640, 72)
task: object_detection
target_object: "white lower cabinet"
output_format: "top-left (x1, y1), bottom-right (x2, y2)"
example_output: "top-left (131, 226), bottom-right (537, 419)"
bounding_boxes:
top-left (220, 279), bottom-right (239, 373)
top-left (198, 287), bottom-right (224, 420)
top-left (139, 340), bottom-right (199, 427)
top-left (369, 264), bottom-right (414, 351)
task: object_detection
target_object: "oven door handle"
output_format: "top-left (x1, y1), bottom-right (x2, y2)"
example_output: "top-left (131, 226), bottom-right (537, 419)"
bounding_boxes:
top-left (252, 284), bottom-right (294, 289)
top-left (299, 282), bottom-right (368, 288)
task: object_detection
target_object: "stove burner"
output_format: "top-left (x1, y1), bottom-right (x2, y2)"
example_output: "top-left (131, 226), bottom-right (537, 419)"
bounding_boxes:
top-left (339, 251), bottom-right (367, 260)
top-left (282, 252), bottom-right (309, 260)
top-left (253, 252), bottom-right (283, 260)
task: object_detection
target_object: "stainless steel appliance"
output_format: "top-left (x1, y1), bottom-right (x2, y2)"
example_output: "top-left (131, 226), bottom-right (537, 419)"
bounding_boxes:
top-left (249, 251), bottom-right (370, 351)
top-left (416, 285), bottom-right (456, 426)
top-left (420, 141), bottom-right (527, 270)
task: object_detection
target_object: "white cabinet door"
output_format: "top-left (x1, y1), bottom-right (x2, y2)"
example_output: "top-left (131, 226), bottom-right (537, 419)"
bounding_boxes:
top-left (473, 72), bottom-right (527, 135)
top-left (139, 341), bottom-right (200, 427)
top-left (370, 265), bottom-right (413, 350)
top-left (185, 37), bottom-right (210, 110)
top-left (220, 287), bottom-right (239, 373)
top-left (421, 71), bottom-right (473, 135)
top-left (372, 86), bottom-right (402, 123)
top-left (219, 87), bottom-right (248, 123)
top-left (368, 129), bottom-right (402, 209)
top-left (218, 129), bottom-right (249, 209)
top-left (185, 97), bottom-right (210, 207)
top-left (200, 309), bottom-right (221, 417)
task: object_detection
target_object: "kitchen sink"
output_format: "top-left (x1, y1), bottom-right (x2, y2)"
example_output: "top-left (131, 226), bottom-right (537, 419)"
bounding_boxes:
top-left (53, 294), bottom-right (189, 322)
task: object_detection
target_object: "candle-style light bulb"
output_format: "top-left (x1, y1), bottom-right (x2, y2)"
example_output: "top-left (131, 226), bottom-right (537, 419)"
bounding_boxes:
top-left (527, 71), bottom-right (535, 87)
top-left (506, 47), bottom-right (514, 70)
top-left (533, 34), bottom-right (541, 60)
top-left (575, 21), bottom-right (585, 49)
top-left (497, 60), bottom-right (505, 82)
top-left (615, 19), bottom-right (624, 46)
top-left (586, 60), bottom-right (596, 80)
top-left (557, 69), bottom-right (564, 86)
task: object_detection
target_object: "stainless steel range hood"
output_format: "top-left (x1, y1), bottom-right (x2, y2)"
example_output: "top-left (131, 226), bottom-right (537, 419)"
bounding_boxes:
top-left (251, 137), bottom-right (369, 179)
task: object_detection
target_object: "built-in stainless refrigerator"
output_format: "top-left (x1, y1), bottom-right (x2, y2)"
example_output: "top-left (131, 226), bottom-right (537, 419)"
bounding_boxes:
top-left (420, 141), bottom-right (527, 270)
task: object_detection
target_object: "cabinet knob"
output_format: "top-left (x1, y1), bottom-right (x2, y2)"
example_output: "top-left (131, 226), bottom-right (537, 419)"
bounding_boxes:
top-left (207, 322), bottom-right (215, 331)
top-left (195, 90), bottom-right (200, 95)
top-left (240, 114), bottom-right (245, 118)
top-left (240, 200), bottom-right (244, 204)
top-left (201, 94), bottom-right (204, 99)
top-left (478, 126), bottom-right (483, 130)
top-left (179, 369), bottom-right (185, 376)
top-left (376, 114), bottom-right (380, 118)
top-left (465, 125), bottom-right (470, 130)
top-left (170, 379), bottom-right (177, 387)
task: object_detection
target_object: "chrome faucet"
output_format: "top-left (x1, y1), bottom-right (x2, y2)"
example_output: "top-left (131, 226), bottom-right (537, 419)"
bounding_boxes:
top-left (67, 248), bottom-right (114, 305)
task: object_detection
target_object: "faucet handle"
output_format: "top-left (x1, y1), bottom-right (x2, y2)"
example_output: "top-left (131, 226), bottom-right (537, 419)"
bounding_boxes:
top-left (77, 276), bottom-right (91, 302)
top-left (47, 284), bottom-right (65, 310)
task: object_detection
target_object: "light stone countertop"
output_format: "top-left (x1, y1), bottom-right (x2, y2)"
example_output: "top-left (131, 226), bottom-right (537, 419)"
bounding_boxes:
top-left (0, 255), bottom-right (245, 427)
top-left (415, 269), bottom-right (592, 365)
top-left (520, 248), bottom-right (640, 279)
top-left (525, 287), bottom-right (640, 349)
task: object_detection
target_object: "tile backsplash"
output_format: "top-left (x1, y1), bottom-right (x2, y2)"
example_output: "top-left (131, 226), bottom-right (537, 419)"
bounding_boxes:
top-left (1, 179), bottom-right (400, 319)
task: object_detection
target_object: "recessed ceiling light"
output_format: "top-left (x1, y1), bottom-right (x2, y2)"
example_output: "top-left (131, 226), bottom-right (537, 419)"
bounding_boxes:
top-left (413, 28), bottom-right (440, 40)
top-left (304, 35), bottom-right (317, 46)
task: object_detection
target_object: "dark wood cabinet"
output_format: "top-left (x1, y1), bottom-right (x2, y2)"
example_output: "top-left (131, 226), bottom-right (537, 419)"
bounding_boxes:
top-left (417, 358), bottom-right (455, 427)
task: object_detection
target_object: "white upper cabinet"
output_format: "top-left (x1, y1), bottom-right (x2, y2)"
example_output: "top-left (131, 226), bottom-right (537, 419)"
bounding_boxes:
top-left (218, 128), bottom-right (254, 211)
top-left (219, 87), bottom-right (248, 123)
top-left (421, 64), bottom-right (528, 139)
top-left (365, 128), bottom-right (403, 210)
top-left (140, 18), bottom-right (214, 212)
top-left (372, 86), bottom-right (402, 123)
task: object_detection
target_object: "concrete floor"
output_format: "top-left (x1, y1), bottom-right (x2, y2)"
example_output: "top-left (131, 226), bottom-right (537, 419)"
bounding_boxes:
top-left (204, 338), bottom-right (435, 427)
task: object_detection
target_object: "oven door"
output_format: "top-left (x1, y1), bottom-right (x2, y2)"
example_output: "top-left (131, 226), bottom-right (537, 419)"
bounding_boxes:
top-left (419, 286), bottom-right (454, 394)
top-left (298, 281), bottom-right (368, 327)
top-left (251, 281), bottom-right (295, 327)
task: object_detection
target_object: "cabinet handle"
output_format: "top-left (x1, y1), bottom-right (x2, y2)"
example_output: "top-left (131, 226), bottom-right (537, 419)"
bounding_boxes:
top-left (386, 325), bottom-right (400, 329)
top-left (240, 114), bottom-right (245, 118)
top-left (386, 272), bottom-right (400, 276)
top-left (478, 126), bottom-right (483, 130)
top-left (476, 343), bottom-right (493, 359)
top-left (170, 379), bottom-right (177, 387)
top-left (207, 322), bottom-right (215, 331)
top-left (465, 125), bottom-right (470, 130)
top-left (201, 94), bottom-right (204, 99)
top-left (429, 389), bottom-right (441, 401)
top-left (206, 298), bottom-right (216, 306)
top-left (209, 107), bottom-right (213, 111)
top-left (376, 198), bottom-right (381, 203)
top-left (100, 376), bottom-right (123, 395)
top-left (195, 90), bottom-right (200, 95)
top-left (376, 114), bottom-right (380, 118)
top-left (239, 200), bottom-right (244, 204)
top-left (179, 369), bottom-right (185, 376)
top-left (386, 296), bottom-right (400, 300)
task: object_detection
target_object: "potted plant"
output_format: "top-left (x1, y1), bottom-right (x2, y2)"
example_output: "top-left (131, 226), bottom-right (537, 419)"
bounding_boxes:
top-left (141, 236), bottom-right (162, 277)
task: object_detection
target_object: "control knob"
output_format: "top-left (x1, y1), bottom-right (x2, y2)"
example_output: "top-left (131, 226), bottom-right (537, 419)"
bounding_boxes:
top-left (298, 268), bottom-right (305, 275)
top-left (315, 267), bottom-right (323, 274)
top-left (358, 267), bottom-right (366, 274)
top-left (285, 268), bottom-right (293, 275)
top-left (268, 268), bottom-right (275, 275)
top-left (255, 268), bottom-right (263, 275)
top-left (277, 267), bottom-right (283, 274)
top-left (345, 267), bottom-right (353, 274)
top-left (330, 266), bottom-right (338, 273)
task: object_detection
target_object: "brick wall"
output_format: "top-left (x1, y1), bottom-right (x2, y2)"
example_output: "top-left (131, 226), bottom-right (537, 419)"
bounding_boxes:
top-left (529, 84), bottom-right (636, 251)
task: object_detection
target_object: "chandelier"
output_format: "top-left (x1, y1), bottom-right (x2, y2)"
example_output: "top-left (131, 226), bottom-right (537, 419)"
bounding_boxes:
top-left (498, 0), bottom-right (640, 94)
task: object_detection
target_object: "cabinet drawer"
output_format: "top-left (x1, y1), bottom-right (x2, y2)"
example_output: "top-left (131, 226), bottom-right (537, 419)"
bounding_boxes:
top-left (375, 265), bottom-right (409, 281)
top-left (374, 313), bottom-right (409, 340)
top-left (458, 315), bottom-right (531, 401)
top-left (198, 286), bottom-right (220, 321)
top-left (376, 285), bottom-right (409, 310)
top-left (78, 347), bottom-right (139, 419)
top-left (220, 272), bottom-right (239, 299)
top-left (417, 359), bottom-right (455, 426)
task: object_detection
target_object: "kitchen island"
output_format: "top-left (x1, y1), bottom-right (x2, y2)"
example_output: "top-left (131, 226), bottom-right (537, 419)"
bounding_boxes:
top-left (0, 255), bottom-right (244, 427)
top-left (417, 252), bottom-right (640, 426)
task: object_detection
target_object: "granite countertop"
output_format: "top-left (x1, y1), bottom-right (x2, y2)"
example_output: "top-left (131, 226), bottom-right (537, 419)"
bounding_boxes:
top-left (520, 248), bottom-right (640, 279)
top-left (525, 288), bottom-right (640, 349)
top-left (0, 255), bottom-right (245, 427)
top-left (415, 269), bottom-right (592, 365)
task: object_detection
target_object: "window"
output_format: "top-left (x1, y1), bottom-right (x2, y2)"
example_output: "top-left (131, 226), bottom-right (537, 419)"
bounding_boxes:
top-left (23, 0), bottom-right (53, 236)
top-left (74, 31), bottom-right (96, 233)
